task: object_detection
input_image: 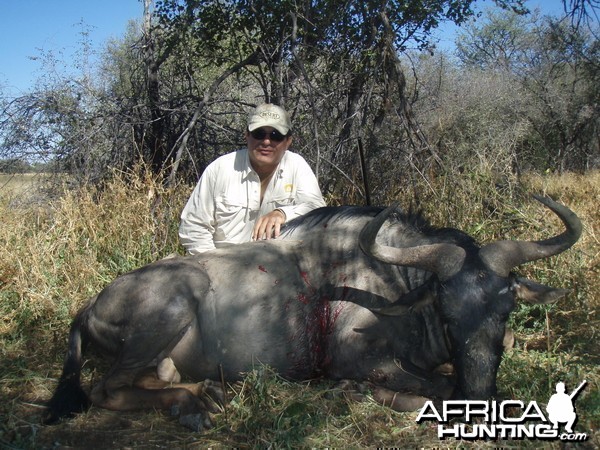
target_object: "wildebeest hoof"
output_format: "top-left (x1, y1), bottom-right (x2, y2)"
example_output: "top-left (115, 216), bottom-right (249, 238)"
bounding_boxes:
top-left (326, 379), bottom-right (368, 402)
top-left (201, 379), bottom-right (225, 402)
top-left (198, 379), bottom-right (225, 412)
top-left (170, 404), bottom-right (181, 417)
top-left (178, 412), bottom-right (213, 431)
top-left (370, 387), bottom-right (429, 411)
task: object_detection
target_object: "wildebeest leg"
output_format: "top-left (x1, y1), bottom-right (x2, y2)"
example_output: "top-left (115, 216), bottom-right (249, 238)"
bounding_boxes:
top-left (88, 325), bottom-right (217, 431)
top-left (370, 384), bottom-right (430, 411)
top-left (132, 367), bottom-right (225, 412)
top-left (329, 380), bottom-right (430, 411)
top-left (90, 368), bottom-right (214, 431)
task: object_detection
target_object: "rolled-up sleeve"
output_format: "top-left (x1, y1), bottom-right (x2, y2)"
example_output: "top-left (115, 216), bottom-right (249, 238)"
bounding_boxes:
top-left (179, 168), bottom-right (218, 254)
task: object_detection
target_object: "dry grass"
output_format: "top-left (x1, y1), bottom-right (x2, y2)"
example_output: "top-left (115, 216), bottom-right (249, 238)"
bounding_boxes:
top-left (0, 170), bottom-right (598, 449)
top-left (0, 173), bottom-right (42, 194)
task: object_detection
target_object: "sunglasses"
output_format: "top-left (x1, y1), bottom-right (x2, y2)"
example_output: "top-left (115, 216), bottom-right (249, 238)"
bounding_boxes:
top-left (249, 128), bottom-right (288, 142)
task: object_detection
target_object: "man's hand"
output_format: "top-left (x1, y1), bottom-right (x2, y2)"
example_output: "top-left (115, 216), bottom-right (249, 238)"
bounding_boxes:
top-left (252, 209), bottom-right (286, 241)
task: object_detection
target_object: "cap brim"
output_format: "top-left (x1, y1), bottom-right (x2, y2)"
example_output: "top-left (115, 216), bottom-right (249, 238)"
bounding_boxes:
top-left (248, 121), bottom-right (289, 135)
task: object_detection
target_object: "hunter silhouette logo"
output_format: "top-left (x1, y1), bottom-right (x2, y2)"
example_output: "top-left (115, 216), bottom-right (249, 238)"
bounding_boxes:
top-left (546, 380), bottom-right (586, 433)
top-left (416, 380), bottom-right (589, 441)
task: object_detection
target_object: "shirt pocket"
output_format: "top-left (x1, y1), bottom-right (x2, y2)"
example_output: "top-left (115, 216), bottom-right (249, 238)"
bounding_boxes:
top-left (269, 195), bottom-right (295, 209)
top-left (268, 182), bottom-right (296, 208)
top-left (215, 194), bottom-right (248, 222)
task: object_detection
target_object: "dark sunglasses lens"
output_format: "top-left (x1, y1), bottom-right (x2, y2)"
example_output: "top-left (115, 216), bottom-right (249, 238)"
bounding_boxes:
top-left (251, 129), bottom-right (286, 142)
top-left (269, 131), bottom-right (285, 142)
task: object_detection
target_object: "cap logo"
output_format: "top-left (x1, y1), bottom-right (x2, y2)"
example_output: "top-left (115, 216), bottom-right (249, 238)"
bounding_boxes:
top-left (259, 111), bottom-right (281, 120)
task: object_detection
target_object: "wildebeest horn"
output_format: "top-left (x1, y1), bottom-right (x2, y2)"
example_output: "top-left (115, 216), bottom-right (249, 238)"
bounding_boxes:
top-left (479, 195), bottom-right (582, 277)
top-left (359, 203), bottom-right (466, 281)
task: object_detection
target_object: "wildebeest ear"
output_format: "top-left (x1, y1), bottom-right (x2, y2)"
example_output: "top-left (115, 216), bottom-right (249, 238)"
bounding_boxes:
top-left (513, 277), bottom-right (571, 304)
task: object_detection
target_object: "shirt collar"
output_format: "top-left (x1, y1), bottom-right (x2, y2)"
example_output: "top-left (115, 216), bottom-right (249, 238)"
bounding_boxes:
top-left (241, 148), bottom-right (287, 180)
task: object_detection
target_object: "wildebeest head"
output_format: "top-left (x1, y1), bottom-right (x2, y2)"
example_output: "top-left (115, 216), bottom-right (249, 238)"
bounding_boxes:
top-left (359, 195), bottom-right (582, 400)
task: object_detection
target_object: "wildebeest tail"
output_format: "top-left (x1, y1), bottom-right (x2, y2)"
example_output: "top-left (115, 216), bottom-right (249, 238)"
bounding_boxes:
top-left (43, 301), bottom-right (92, 424)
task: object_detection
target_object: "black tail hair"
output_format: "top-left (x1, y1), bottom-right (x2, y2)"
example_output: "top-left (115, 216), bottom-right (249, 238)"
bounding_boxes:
top-left (43, 310), bottom-right (91, 424)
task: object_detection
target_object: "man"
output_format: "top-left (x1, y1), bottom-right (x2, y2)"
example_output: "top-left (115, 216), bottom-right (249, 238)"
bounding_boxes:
top-left (179, 103), bottom-right (326, 255)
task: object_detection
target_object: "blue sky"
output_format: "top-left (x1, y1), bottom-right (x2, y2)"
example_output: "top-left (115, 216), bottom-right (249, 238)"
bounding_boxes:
top-left (0, 0), bottom-right (142, 96)
top-left (434, 0), bottom-right (569, 50)
top-left (0, 0), bottom-right (577, 97)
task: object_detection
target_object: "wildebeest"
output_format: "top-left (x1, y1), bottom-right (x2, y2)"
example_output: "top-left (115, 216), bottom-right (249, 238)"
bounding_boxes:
top-left (44, 195), bottom-right (582, 431)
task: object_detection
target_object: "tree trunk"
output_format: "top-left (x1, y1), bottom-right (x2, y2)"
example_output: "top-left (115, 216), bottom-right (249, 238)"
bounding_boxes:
top-left (143, 0), bottom-right (166, 175)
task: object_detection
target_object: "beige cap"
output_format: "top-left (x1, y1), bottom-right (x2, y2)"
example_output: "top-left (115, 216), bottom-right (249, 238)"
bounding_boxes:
top-left (247, 104), bottom-right (291, 135)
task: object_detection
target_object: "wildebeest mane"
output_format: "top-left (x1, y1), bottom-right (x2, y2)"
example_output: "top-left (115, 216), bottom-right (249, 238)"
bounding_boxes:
top-left (283, 205), bottom-right (479, 252)
top-left (282, 205), bottom-right (383, 232)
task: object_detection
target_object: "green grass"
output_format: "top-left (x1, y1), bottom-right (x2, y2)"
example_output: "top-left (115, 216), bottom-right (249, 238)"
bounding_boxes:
top-left (0, 170), bottom-right (598, 448)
